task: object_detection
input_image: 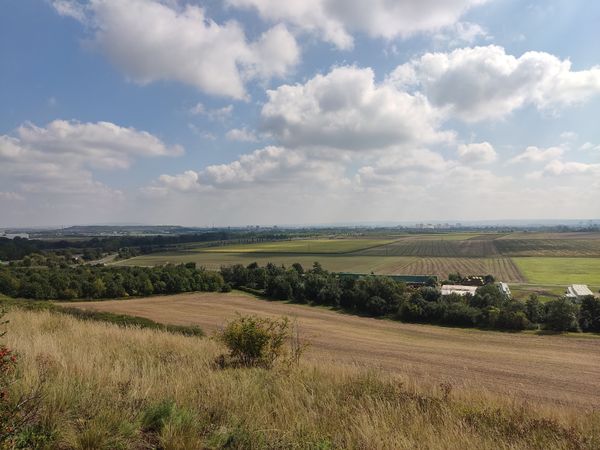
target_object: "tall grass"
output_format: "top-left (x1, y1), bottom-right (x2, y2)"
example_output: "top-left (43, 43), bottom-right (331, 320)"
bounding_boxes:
top-left (4, 309), bottom-right (600, 449)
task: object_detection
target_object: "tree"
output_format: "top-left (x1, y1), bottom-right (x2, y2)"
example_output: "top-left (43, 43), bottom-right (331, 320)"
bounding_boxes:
top-left (579, 295), bottom-right (600, 332)
top-left (544, 298), bottom-right (579, 332)
top-left (525, 294), bottom-right (543, 324)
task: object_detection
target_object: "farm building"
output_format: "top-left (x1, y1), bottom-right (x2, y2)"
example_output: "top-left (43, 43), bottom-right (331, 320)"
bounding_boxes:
top-left (565, 284), bottom-right (594, 299)
top-left (498, 282), bottom-right (511, 298)
top-left (441, 285), bottom-right (478, 297)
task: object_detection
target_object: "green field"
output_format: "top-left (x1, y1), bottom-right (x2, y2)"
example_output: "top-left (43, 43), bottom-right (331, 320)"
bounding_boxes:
top-left (513, 257), bottom-right (600, 285)
top-left (201, 238), bottom-right (395, 254)
top-left (114, 233), bottom-right (600, 289)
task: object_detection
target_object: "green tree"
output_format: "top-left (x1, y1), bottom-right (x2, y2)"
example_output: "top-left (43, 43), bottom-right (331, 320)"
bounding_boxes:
top-left (544, 298), bottom-right (579, 332)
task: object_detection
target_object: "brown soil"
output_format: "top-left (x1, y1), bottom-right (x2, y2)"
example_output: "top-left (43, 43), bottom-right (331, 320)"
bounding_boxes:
top-left (64, 292), bottom-right (600, 408)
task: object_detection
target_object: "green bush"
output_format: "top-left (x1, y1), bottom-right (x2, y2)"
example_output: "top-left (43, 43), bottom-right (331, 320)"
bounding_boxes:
top-left (215, 315), bottom-right (292, 368)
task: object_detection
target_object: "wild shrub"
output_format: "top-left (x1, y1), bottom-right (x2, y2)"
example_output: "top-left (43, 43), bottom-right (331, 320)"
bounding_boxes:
top-left (215, 315), bottom-right (301, 368)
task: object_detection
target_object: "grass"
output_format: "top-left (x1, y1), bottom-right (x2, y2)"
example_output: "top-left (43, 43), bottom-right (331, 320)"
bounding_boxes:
top-left (64, 292), bottom-right (600, 407)
top-left (513, 257), bottom-right (600, 285)
top-left (0, 296), bottom-right (204, 337)
top-left (198, 238), bottom-right (396, 254)
top-left (4, 308), bottom-right (600, 449)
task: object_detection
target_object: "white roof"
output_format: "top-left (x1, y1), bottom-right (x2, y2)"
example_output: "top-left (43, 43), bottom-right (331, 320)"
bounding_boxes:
top-left (441, 285), bottom-right (478, 296)
top-left (567, 284), bottom-right (594, 297)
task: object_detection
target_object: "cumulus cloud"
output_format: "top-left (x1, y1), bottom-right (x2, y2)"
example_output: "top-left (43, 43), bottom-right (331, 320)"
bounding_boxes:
top-left (53, 0), bottom-right (300, 99)
top-left (457, 142), bottom-right (497, 164)
top-left (144, 146), bottom-right (348, 197)
top-left (390, 45), bottom-right (600, 121)
top-left (538, 160), bottom-right (600, 177)
top-left (581, 142), bottom-right (600, 151)
top-left (508, 146), bottom-right (564, 164)
top-left (226, 127), bottom-right (258, 142)
top-left (261, 66), bottom-right (452, 151)
top-left (227, 0), bottom-right (489, 49)
top-left (0, 120), bottom-right (181, 196)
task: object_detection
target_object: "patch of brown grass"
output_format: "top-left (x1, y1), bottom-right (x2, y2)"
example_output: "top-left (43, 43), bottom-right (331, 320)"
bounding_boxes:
top-left (6, 308), bottom-right (600, 449)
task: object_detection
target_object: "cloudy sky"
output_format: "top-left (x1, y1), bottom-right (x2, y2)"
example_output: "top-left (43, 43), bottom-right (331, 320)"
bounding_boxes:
top-left (2, 0), bottom-right (600, 227)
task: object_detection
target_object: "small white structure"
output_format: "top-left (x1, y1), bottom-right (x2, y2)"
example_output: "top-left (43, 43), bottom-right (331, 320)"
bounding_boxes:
top-left (441, 285), bottom-right (478, 297)
top-left (498, 282), bottom-right (511, 298)
top-left (565, 284), bottom-right (594, 299)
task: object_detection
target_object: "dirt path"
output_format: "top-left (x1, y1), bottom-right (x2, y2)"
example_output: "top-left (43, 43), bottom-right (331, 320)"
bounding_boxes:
top-left (64, 292), bottom-right (600, 408)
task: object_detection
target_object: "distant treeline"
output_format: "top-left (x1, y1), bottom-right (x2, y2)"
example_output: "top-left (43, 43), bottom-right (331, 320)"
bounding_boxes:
top-left (0, 263), bottom-right (224, 300)
top-left (0, 231), bottom-right (294, 261)
top-left (221, 262), bottom-right (600, 333)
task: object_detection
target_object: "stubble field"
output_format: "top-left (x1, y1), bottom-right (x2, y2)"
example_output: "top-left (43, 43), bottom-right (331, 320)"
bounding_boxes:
top-left (65, 291), bottom-right (600, 408)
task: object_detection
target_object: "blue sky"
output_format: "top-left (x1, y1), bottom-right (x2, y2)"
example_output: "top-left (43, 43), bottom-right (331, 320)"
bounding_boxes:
top-left (1, 0), bottom-right (600, 226)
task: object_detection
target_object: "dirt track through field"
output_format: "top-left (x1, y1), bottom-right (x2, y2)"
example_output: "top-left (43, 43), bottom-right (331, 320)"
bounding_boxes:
top-left (65, 292), bottom-right (600, 408)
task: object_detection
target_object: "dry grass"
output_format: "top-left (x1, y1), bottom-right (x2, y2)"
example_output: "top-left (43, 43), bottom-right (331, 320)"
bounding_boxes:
top-left (5, 308), bottom-right (600, 449)
top-left (65, 292), bottom-right (600, 408)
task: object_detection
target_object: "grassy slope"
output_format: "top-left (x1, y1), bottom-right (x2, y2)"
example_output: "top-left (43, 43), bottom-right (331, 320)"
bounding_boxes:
top-left (65, 292), bottom-right (600, 408)
top-left (5, 308), bottom-right (600, 449)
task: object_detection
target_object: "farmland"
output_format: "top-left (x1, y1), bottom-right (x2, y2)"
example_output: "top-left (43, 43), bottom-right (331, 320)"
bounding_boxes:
top-left (114, 232), bottom-right (600, 286)
top-left (64, 292), bottom-right (600, 407)
top-left (513, 257), bottom-right (600, 285)
top-left (200, 238), bottom-right (395, 253)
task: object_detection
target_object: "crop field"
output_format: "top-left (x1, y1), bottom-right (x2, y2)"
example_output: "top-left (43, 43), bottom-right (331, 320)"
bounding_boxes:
top-left (64, 292), bottom-right (600, 407)
top-left (199, 238), bottom-right (395, 254)
top-left (513, 257), bottom-right (600, 285)
top-left (356, 239), bottom-right (500, 257)
top-left (494, 239), bottom-right (600, 256)
top-left (114, 232), bottom-right (600, 285)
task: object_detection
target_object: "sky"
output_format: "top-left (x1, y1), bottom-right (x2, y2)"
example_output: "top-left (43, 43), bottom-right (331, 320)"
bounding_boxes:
top-left (1, 0), bottom-right (600, 227)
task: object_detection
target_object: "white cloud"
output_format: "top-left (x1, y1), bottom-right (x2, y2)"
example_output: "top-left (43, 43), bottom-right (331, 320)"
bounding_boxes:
top-left (0, 120), bottom-right (181, 197)
top-left (261, 66), bottom-right (452, 151)
top-left (580, 142), bottom-right (600, 151)
top-left (54, 0), bottom-right (300, 99)
top-left (391, 45), bottom-right (600, 121)
top-left (539, 160), bottom-right (600, 177)
top-left (227, 0), bottom-right (489, 50)
top-left (145, 146), bottom-right (348, 197)
top-left (457, 142), bottom-right (497, 164)
top-left (226, 127), bottom-right (258, 142)
top-left (0, 192), bottom-right (24, 201)
top-left (508, 146), bottom-right (564, 164)
top-left (560, 131), bottom-right (578, 141)
top-left (190, 103), bottom-right (234, 122)
top-left (434, 21), bottom-right (490, 48)
top-left (15, 120), bottom-right (182, 169)
top-left (51, 0), bottom-right (87, 22)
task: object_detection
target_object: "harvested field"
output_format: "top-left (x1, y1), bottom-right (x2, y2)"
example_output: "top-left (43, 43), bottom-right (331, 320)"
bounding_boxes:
top-left (357, 239), bottom-right (500, 257)
top-left (115, 252), bottom-right (418, 274)
top-left (200, 238), bottom-right (395, 254)
top-left (495, 239), bottom-right (600, 256)
top-left (375, 257), bottom-right (526, 282)
top-left (64, 292), bottom-right (600, 407)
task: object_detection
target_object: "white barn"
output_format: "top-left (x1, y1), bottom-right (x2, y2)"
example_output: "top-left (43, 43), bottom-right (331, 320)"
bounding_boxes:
top-left (565, 284), bottom-right (594, 299)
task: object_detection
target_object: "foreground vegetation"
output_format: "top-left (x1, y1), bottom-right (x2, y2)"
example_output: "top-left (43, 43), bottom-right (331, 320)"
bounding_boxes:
top-left (3, 308), bottom-right (600, 449)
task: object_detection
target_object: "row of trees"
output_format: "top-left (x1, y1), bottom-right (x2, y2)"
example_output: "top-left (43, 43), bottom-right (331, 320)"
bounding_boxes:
top-left (221, 262), bottom-right (600, 332)
top-left (0, 231), bottom-right (296, 261)
top-left (0, 263), bottom-right (224, 300)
